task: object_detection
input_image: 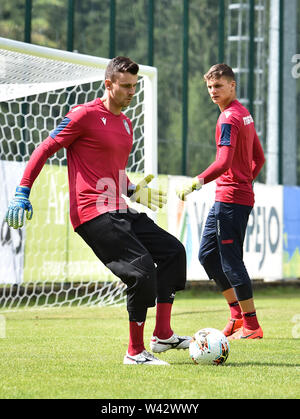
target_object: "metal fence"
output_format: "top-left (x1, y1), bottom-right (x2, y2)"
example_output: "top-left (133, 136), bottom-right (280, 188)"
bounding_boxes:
top-left (1, 0), bottom-right (299, 184)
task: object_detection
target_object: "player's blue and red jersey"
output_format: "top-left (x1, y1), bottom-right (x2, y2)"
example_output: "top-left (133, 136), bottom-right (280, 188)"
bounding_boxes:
top-left (197, 99), bottom-right (265, 206)
top-left (20, 98), bottom-right (133, 229)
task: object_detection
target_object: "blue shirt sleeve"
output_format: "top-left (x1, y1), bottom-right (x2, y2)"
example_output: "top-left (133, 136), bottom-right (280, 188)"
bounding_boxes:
top-left (220, 123), bottom-right (232, 146)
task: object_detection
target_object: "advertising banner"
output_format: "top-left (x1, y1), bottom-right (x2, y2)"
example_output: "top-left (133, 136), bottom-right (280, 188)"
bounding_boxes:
top-left (0, 166), bottom-right (295, 284)
top-left (283, 186), bottom-right (300, 277)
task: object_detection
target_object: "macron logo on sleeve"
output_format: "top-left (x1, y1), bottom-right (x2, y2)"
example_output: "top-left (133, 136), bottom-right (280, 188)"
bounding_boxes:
top-left (50, 117), bottom-right (71, 139)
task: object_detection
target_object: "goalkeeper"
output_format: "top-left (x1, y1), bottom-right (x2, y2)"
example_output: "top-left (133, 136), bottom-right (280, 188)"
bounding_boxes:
top-left (176, 63), bottom-right (265, 340)
top-left (6, 56), bottom-right (191, 365)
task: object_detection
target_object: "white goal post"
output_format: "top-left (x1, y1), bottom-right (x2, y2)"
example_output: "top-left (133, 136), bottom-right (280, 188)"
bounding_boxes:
top-left (0, 37), bottom-right (158, 310)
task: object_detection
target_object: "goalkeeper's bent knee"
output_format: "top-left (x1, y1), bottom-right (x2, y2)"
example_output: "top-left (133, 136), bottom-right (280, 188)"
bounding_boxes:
top-left (106, 253), bottom-right (157, 310)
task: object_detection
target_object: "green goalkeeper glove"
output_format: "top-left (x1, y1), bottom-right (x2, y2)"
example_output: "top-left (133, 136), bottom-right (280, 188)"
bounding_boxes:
top-left (176, 176), bottom-right (203, 201)
top-left (5, 186), bottom-right (33, 229)
top-left (129, 174), bottom-right (167, 211)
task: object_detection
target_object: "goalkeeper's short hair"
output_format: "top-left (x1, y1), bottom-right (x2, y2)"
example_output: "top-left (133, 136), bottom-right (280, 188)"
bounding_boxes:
top-left (105, 56), bottom-right (139, 81)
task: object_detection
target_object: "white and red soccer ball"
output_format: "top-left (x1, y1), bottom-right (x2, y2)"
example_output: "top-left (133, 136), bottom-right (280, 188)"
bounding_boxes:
top-left (189, 327), bottom-right (230, 365)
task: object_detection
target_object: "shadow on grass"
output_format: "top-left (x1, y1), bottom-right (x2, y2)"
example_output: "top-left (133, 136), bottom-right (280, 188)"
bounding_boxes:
top-left (171, 360), bottom-right (300, 368)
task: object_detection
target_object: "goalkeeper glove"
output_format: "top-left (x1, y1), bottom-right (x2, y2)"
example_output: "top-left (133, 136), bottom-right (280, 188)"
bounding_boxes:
top-left (5, 186), bottom-right (33, 229)
top-left (129, 174), bottom-right (167, 211)
top-left (176, 176), bottom-right (203, 201)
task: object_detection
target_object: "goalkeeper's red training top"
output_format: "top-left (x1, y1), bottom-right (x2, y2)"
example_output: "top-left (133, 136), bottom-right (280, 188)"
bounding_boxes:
top-left (197, 99), bottom-right (265, 207)
top-left (20, 98), bottom-right (133, 229)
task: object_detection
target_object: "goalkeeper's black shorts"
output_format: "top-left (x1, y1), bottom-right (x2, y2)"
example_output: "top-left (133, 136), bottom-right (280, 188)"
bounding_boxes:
top-left (75, 209), bottom-right (186, 312)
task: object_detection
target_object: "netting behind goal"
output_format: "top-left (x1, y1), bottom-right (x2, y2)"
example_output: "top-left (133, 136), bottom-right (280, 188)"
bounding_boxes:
top-left (0, 37), bottom-right (157, 311)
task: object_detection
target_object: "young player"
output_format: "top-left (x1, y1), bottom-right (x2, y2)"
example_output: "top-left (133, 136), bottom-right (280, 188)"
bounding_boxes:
top-left (176, 63), bottom-right (265, 340)
top-left (6, 56), bottom-right (191, 364)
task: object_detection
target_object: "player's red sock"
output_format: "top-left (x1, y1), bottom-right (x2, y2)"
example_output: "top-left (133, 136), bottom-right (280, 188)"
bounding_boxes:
top-left (128, 321), bottom-right (146, 356)
top-left (229, 301), bottom-right (242, 319)
top-left (153, 303), bottom-right (173, 340)
top-left (242, 311), bottom-right (260, 330)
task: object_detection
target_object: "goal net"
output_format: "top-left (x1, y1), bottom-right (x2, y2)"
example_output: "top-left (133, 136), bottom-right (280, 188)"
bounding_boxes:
top-left (0, 37), bottom-right (157, 311)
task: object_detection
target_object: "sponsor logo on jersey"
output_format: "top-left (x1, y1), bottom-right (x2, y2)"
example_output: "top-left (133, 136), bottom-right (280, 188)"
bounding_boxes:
top-left (101, 117), bottom-right (107, 125)
top-left (224, 111), bottom-right (232, 118)
top-left (123, 119), bottom-right (131, 135)
top-left (243, 115), bottom-right (254, 126)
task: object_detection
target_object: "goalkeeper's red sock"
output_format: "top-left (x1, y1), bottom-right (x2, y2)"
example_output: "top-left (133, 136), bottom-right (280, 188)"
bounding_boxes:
top-left (153, 303), bottom-right (173, 340)
top-left (228, 301), bottom-right (242, 319)
top-left (128, 321), bottom-right (145, 356)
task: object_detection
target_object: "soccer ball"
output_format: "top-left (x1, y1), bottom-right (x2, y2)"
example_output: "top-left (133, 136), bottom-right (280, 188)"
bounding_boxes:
top-left (189, 328), bottom-right (230, 365)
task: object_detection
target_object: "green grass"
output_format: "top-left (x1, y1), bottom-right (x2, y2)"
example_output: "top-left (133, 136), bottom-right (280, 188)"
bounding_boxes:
top-left (0, 287), bottom-right (299, 399)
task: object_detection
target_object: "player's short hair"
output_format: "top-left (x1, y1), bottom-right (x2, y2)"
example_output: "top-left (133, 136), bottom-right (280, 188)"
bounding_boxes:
top-left (203, 63), bottom-right (235, 82)
top-left (105, 56), bottom-right (139, 81)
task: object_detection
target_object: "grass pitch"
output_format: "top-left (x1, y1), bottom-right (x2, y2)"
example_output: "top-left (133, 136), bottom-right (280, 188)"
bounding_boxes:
top-left (0, 286), bottom-right (299, 399)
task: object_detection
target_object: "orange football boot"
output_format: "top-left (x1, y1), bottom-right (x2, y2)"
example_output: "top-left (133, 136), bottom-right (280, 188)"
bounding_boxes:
top-left (228, 326), bottom-right (263, 341)
top-left (222, 318), bottom-right (243, 337)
